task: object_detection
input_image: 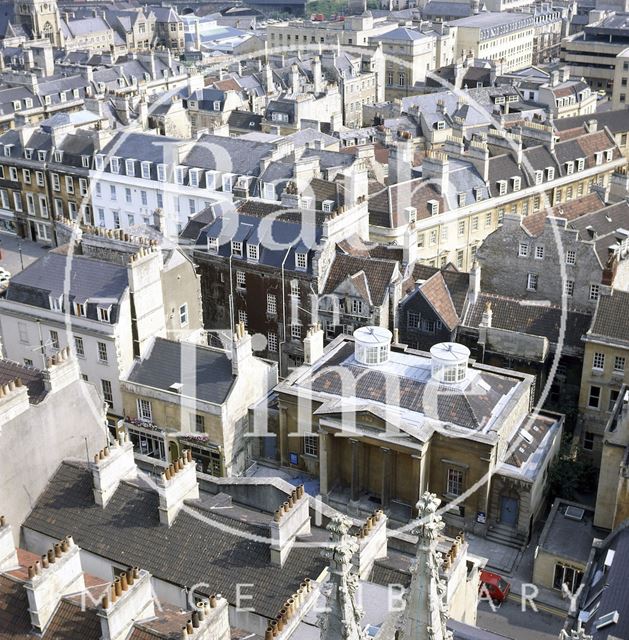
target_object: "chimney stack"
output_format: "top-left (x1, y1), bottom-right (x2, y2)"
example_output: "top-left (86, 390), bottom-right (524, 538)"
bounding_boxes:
top-left (98, 567), bottom-right (155, 640)
top-left (290, 63), bottom-right (300, 94)
top-left (157, 450), bottom-right (199, 526)
top-left (353, 509), bottom-right (388, 579)
top-left (180, 596), bottom-right (231, 640)
top-left (270, 485), bottom-right (310, 566)
top-left (0, 376), bottom-right (30, 424)
top-left (469, 261), bottom-right (481, 304)
top-left (0, 516), bottom-right (18, 571)
top-left (421, 151), bottom-right (449, 196)
top-left (303, 324), bottom-right (324, 365)
top-left (42, 347), bottom-right (80, 394)
top-left (90, 432), bottom-right (137, 508)
top-left (388, 137), bottom-right (413, 186)
top-left (312, 55), bottom-right (322, 95)
top-left (24, 537), bottom-right (85, 632)
top-left (231, 321), bottom-right (252, 377)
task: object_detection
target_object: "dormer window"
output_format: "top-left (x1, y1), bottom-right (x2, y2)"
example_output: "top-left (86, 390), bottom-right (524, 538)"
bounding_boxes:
top-left (189, 169), bottom-right (200, 188)
top-left (213, 101), bottom-right (221, 111)
top-left (247, 244), bottom-right (259, 261)
top-left (175, 166), bottom-right (186, 185)
top-left (428, 199), bottom-right (439, 216)
top-left (606, 149), bottom-right (613, 162)
top-left (60, 91), bottom-right (67, 103)
top-left (54, 150), bottom-right (63, 163)
top-left (44, 95), bottom-right (52, 106)
top-left (49, 294), bottom-right (63, 311)
top-left (497, 180), bottom-right (507, 196)
top-left (577, 157), bottom-right (585, 171)
top-left (535, 170), bottom-right (543, 185)
top-left (25, 148), bottom-right (33, 160)
top-left (73, 301), bottom-right (86, 317)
top-left (125, 159), bottom-right (135, 176)
top-left (322, 200), bottom-right (334, 213)
top-left (82, 155), bottom-right (90, 168)
top-left (595, 152), bottom-right (603, 166)
top-left (231, 241), bottom-right (243, 257)
top-left (222, 174), bottom-right (234, 192)
top-left (13, 100), bottom-right (21, 111)
top-left (512, 176), bottom-right (521, 191)
top-left (157, 164), bottom-right (167, 182)
top-left (436, 120), bottom-right (446, 130)
top-left (457, 193), bottom-right (466, 207)
top-left (37, 150), bottom-right (46, 162)
top-left (95, 154), bottom-right (104, 171)
top-left (141, 161), bottom-right (151, 179)
top-left (565, 161), bottom-right (574, 175)
top-left (110, 157), bottom-right (120, 174)
top-left (546, 167), bottom-right (555, 181)
top-left (296, 252), bottom-right (307, 270)
top-left (474, 187), bottom-right (483, 202)
top-left (4, 145), bottom-right (12, 157)
top-left (208, 236), bottom-right (218, 252)
top-left (98, 306), bottom-right (111, 322)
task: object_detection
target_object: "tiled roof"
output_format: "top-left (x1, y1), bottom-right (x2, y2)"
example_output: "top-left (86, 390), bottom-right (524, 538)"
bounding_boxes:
top-left (589, 290), bottom-right (629, 345)
top-left (464, 293), bottom-right (590, 349)
top-left (322, 253), bottom-right (398, 304)
top-left (410, 264), bottom-right (469, 316)
top-left (418, 272), bottom-right (460, 331)
top-left (23, 462), bottom-right (327, 620)
top-left (521, 193), bottom-right (605, 236)
top-left (554, 108), bottom-right (629, 136)
top-left (0, 360), bottom-right (46, 404)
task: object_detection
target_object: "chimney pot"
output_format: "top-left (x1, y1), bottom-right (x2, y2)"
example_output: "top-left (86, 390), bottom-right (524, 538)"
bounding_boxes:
top-left (120, 573), bottom-right (128, 591)
top-left (114, 578), bottom-right (122, 597)
top-left (191, 610), bottom-right (200, 628)
top-left (182, 628), bottom-right (188, 640)
top-left (265, 628), bottom-right (274, 640)
top-left (186, 620), bottom-right (194, 633)
top-left (0, 515), bottom-right (5, 527)
top-left (48, 549), bottom-right (55, 564)
top-left (28, 566), bottom-right (35, 579)
top-left (35, 561), bottom-right (41, 575)
top-left (60, 539), bottom-right (68, 553)
top-left (133, 566), bottom-right (139, 579)
top-left (102, 593), bottom-right (109, 609)
top-left (126, 568), bottom-right (134, 586)
top-left (209, 594), bottom-right (217, 608)
top-left (41, 555), bottom-right (49, 569)
top-left (274, 510), bottom-right (281, 522)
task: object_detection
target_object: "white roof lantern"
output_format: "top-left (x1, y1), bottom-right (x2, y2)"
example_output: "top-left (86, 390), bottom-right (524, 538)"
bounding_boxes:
top-left (353, 326), bottom-right (392, 365)
top-left (430, 342), bottom-right (470, 384)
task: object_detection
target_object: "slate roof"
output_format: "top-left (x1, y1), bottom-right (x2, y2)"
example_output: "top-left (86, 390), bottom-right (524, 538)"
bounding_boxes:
top-left (554, 108), bottom-right (629, 137)
top-left (228, 110), bottom-right (263, 131)
top-left (303, 340), bottom-right (518, 432)
top-left (125, 338), bottom-right (236, 405)
top-left (372, 26), bottom-right (430, 41)
top-left (369, 179), bottom-right (446, 228)
top-left (6, 253), bottom-right (128, 323)
top-left (23, 462), bottom-right (327, 620)
top-left (588, 290), bottom-right (629, 347)
top-left (463, 293), bottom-right (590, 350)
top-left (322, 253), bottom-right (398, 305)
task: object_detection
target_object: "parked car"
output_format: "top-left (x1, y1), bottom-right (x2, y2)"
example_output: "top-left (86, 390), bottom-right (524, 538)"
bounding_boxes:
top-left (479, 570), bottom-right (511, 603)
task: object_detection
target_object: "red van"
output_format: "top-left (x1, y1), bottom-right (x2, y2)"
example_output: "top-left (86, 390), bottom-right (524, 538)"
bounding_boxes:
top-left (479, 570), bottom-right (511, 604)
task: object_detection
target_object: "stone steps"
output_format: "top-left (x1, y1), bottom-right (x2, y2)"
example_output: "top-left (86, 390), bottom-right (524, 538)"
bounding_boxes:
top-left (486, 524), bottom-right (527, 550)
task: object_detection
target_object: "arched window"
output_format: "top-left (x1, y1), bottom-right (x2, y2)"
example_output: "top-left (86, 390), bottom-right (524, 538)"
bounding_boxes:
top-left (42, 21), bottom-right (53, 42)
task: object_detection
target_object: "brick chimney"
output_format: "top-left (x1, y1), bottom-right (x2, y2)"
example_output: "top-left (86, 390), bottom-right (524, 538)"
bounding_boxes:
top-left (303, 324), bottom-right (324, 365)
top-left (90, 432), bottom-right (138, 508)
top-left (231, 321), bottom-right (252, 377)
top-left (98, 567), bottom-right (155, 640)
top-left (24, 537), bottom-right (86, 632)
top-left (42, 347), bottom-right (80, 394)
top-left (0, 516), bottom-right (18, 571)
top-left (0, 376), bottom-right (30, 424)
top-left (157, 450), bottom-right (199, 526)
top-left (182, 596), bottom-right (231, 640)
top-left (270, 485), bottom-right (310, 566)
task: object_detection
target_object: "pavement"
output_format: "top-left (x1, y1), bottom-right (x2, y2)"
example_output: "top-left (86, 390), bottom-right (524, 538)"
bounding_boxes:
top-left (0, 232), bottom-right (50, 276)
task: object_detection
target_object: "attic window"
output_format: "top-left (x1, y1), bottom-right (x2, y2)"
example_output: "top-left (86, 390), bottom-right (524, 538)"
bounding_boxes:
top-left (247, 244), bottom-right (259, 261)
top-left (296, 252), bottom-right (307, 270)
top-left (595, 152), bottom-right (603, 166)
top-left (141, 161), bottom-right (151, 179)
top-left (213, 101), bottom-right (221, 111)
top-left (95, 154), bottom-right (104, 171)
top-left (110, 157), bottom-right (120, 174)
top-left (98, 306), bottom-right (111, 323)
top-left (175, 166), bottom-right (186, 185)
top-left (497, 180), bottom-right (507, 196)
top-left (495, 96), bottom-right (505, 105)
top-left (577, 158), bottom-right (585, 171)
top-left (606, 149), bottom-right (613, 162)
top-left (49, 295), bottom-right (63, 311)
top-left (322, 200), bottom-right (334, 213)
top-left (73, 301), bottom-right (86, 317)
top-left (3, 145), bottom-right (12, 157)
top-left (189, 169), bottom-right (200, 188)
top-left (457, 193), bottom-right (466, 207)
top-left (534, 170), bottom-right (543, 185)
top-left (436, 120), bottom-right (446, 130)
top-left (546, 167), bottom-right (555, 181)
top-left (512, 176), bottom-right (521, 191)
top-left (24, 148), bottom-right (33, 160)
top-left (38, 150), bottom-right (46, 162)
top-left (125, 159), bottom-right (135, 176)
top-left (82, 155), bottom-right (90, 168)
top-left (157, 164), bottom-right (167, 182)
top-left (231, 241), bottom-right (243, 257)
top-left (565, 161), bottom-right (574, 175)
top-left (428, 199), bottom-right (439, 216)
top-left (473, 187), bottom-right (483, 202)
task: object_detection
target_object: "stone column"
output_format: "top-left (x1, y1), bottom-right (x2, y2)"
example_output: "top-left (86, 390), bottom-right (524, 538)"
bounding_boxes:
top-left (319, 431), bottom-right (330, 496)
top-left (350, 439), bottom-right (361, 502)
top-left (381, 447), bottom-right (393, 510)
top-left (411, 454), bottom-right (423, 509)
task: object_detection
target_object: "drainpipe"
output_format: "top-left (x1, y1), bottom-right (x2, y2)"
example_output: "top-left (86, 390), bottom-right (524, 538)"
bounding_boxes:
top-left (278, 248), bottom-right (290, 378)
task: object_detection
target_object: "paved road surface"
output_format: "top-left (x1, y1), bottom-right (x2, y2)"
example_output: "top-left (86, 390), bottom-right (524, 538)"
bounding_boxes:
top-left (476, 596), bottom-right (565, 640)
top-left (0, 232), bottom-right (50, 277)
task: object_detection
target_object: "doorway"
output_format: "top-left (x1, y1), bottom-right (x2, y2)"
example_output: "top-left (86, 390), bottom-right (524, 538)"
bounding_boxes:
top-left (500, 496), bottom-right (519, 527)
